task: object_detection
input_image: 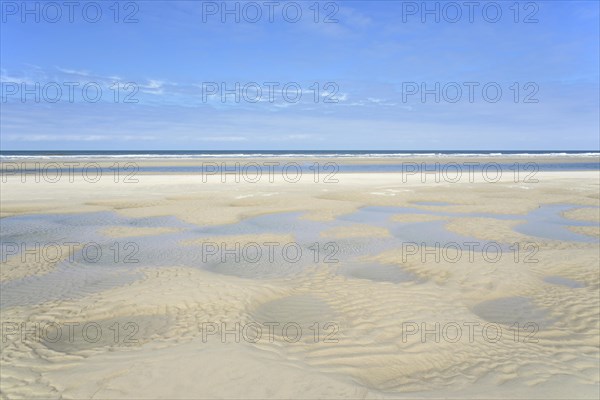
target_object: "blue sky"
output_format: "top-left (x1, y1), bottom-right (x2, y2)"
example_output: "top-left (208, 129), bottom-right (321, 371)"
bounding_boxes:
top-left (1, 0), bottom-right (599, 150)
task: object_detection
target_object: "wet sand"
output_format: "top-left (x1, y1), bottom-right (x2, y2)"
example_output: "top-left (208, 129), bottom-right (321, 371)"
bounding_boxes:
top-left (0, 157), bottom-right (599, 399)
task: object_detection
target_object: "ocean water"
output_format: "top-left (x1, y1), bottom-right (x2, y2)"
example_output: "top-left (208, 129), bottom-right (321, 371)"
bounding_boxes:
top-left (1, 150), bottom-right (599, 158)
top-left (1, 150), bottom-right (598, 173)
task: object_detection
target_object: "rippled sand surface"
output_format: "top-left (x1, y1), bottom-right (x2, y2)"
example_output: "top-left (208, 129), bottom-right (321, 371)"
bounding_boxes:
top-left (1, 165), bottom-right (599, 399)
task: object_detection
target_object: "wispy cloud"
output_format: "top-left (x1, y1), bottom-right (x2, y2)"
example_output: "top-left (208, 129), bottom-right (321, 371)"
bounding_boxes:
top-left (55, 67), bottom-right (90, 76)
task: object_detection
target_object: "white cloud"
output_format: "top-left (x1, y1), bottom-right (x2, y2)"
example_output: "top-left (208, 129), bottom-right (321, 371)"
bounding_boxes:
top-left (194, 136), bottom-right (248, 142)
top-left (4, 134), bottom-right (106, 142)
top-left (55, 67), bottom-right (90, 76)
top-left (140, 79), bottom-right (165, 95)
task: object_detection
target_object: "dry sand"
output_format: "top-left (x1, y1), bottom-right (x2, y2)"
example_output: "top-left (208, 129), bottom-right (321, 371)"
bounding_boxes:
top-left (0, 157), bottom-right (598, 399)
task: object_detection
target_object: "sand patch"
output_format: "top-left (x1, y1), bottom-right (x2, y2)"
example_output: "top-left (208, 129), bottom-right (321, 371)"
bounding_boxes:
top-left (340, 263), bottom-right (421, 284)
top-left (183, 233), bottom-right (296, 247)
top-left (445, 217), bottom-right (531, 243)
top-left (471, 296), bottom-right (552, 329)
top-left (320, 224), bottom-right (390, 239)
top-left (391, 213), bottom-right (448, 223)
top-left (249, 294), bottom-right (337, 342)
top-left (0, 244), bottom-right (80, 283)
top-left (568, 225), bottom-right (600, 238)
top-left (40, 314), bottom-right (174, 354)
top-left (563, 207), bottom-right (600, 223)
top-left (101, 226), bottom-right (181, 238)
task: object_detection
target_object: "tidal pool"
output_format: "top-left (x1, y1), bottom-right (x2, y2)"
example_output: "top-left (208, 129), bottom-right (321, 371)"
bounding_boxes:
top-left (1, 203), bottom-right (596, 307)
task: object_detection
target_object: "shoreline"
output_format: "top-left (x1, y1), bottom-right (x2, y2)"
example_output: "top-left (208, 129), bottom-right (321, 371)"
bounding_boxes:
top-left (1, 155), bottom-right (599, 166)
top-left (1, 156), bottom-right (598, 181)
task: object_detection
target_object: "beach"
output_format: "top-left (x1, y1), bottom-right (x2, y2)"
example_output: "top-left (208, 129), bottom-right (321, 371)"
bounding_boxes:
top-left (1, 156), bottom-right (599, 399)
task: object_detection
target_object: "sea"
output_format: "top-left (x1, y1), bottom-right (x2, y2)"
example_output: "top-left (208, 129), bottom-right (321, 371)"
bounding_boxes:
top-left (1, 150), bottom-right (598, 172)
